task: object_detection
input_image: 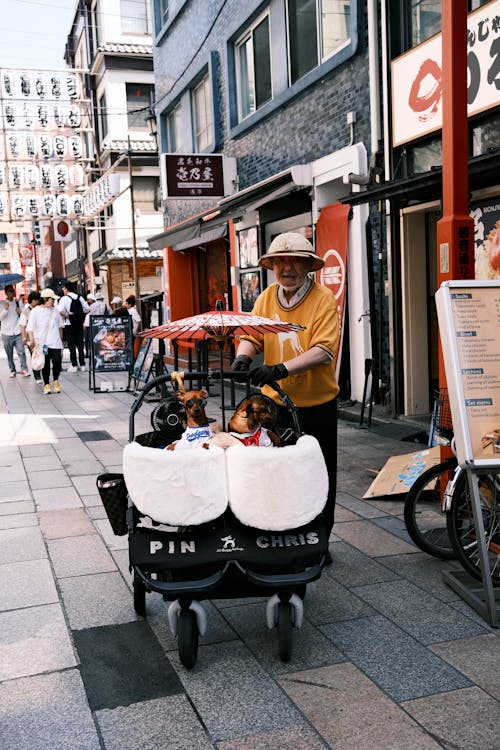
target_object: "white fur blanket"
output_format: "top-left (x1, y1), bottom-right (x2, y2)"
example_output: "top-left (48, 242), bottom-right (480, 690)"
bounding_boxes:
top-left (226, 435), bottom-right (328, 530)
top-left (123, 441), bottom-right (229, 525)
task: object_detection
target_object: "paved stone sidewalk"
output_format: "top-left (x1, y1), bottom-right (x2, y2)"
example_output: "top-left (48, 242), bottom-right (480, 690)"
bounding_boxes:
top-left (0, 352), bottom-right (499, 749)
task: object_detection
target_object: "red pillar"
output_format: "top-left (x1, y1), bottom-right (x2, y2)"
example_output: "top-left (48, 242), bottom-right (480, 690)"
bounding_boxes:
top-left (436, 0), bottom-right (474, 384)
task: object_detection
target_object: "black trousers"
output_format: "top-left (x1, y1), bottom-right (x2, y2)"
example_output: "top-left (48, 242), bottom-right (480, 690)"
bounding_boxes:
top-left (66, 325), bottom-right (85, 367)
top-left (42, 348), bottom-right (62, 385)
top-left (278, 397), bottom-right (338, 536)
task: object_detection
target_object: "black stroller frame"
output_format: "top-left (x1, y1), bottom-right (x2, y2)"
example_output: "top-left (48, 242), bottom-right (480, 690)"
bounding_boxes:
top-left (126, 371), bottom-right (329, 668)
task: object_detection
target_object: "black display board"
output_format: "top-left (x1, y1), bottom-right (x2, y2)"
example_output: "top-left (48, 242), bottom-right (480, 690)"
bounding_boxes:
top-left (132, 338), bottom-right (154, 388)
top-left (89, 315), bottom-right (133, 392)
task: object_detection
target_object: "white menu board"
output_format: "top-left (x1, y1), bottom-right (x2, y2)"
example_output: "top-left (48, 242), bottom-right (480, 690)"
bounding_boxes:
top-left (436, 281), bottom-right (500, 468)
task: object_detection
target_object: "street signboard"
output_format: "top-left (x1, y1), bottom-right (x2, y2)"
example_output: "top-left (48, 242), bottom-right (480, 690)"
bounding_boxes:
top-left (89, 315), bottom-right (133, 393)
top-left (163, 154), bottom-right (225, 198)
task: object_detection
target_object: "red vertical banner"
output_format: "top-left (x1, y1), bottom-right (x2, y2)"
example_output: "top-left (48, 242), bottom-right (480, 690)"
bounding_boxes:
top-left (315, 202), bottom-right (350, 373)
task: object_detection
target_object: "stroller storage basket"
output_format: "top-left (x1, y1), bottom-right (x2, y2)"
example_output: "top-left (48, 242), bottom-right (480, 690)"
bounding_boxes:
top-left (96, 473), bottom-right (128, 536)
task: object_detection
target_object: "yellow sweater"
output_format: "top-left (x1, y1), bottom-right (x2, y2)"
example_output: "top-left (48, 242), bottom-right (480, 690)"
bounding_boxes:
top-left (241, 282), bottom-right (340, 407)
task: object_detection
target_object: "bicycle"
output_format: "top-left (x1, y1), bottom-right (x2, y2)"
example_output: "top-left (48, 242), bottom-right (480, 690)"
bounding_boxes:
top-left (403, 389), bottom-right (457, 560)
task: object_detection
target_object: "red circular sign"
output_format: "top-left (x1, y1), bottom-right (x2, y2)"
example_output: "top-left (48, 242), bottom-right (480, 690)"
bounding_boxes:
top-left (57, 220), bottom-right (69, 237)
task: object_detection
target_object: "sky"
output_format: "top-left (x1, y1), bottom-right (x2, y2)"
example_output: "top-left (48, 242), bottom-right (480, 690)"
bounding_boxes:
top-left (0, 0), bottom-right (77, 70)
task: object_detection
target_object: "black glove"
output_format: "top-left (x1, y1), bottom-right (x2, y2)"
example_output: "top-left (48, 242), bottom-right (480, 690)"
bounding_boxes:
top-left (249, 363), bottom-right (288, 386)
top-left (230, 354), bottom-right (252, 382)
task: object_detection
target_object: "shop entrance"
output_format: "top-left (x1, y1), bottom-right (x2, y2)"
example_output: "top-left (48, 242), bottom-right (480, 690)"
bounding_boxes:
top-left (400, 203), bottom-right (440, 416)
top-left (195, 239), bottom-right (229, 312)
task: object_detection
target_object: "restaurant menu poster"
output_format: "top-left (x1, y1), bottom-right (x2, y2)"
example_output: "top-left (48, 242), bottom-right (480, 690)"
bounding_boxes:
top-left (90, 315), bottom-right (133, 373)
top-left (436, 281), bottom-right (500, 467)
top-left (132, 338), bottom-right (154, 383)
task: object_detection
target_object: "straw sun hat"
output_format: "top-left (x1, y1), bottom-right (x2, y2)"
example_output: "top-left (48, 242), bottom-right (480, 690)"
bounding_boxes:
top-left (258, 232), bottom-right (324, 272)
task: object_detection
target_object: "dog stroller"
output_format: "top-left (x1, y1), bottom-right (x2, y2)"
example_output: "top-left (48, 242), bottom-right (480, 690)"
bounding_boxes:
top-left (99, 371), bottom-right (329, 669)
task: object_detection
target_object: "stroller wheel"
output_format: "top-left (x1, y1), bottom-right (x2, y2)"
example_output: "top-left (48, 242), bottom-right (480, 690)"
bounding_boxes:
top-left (133, 572), bottom-right (146, 616)
top-left (178, 609), bottom-right (199, 669)
top-left (277, 602), bottom-right (293, 662)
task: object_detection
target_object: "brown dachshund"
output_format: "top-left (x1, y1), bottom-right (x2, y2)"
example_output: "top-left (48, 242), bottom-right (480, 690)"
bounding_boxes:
top-left (228, 396), bottom-right (281, 447)
top-left (166, 387), bottom-right (215, 450)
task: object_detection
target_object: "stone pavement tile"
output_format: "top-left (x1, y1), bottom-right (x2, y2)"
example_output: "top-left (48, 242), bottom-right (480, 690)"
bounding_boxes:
top-left (321, 615), bottom-right (472, 702)
top-left (87, 504), bottom-right (108, 519)
top-left (72, 474), bottom-right (103, 495)
top-left (63, 459), bottom-right (104, 476)
top-left (0, 480), bottom-right (31, 501)
top-left (279, 662), bottom-right (442, 750)
top-left (85, 439), bottom-right (123, 454)
top-left (169, 640), bottom-right (303, 741)
top-left (326, 541), bottom-right (402, 587)
top-left (56, 445), bottom-right (95, 461)
top-left (379, 553), bottom-right (462, 603)
top-left (447, 600), bottom-right (500, 634)
top-left (402, 686), bottom-right (500, 750)
top-left (337, 491), bottom-right (388, 519)
top-left (147, 596), bottom-right (238, 651)
top-left (38, 507), bottom-right (95, 539)
top-left (0, 603), bottom-right (77, 680)
top-left (1, 464), bottom-right (26, 482)
top-left (102, 463), bottom-right (123, 473)
top-left (353, 580), bottom-right (488, 644)
top-left (333, 519), bottom-right (419, 557)
top-left (371, 515), bottom-right (415, 544)
top-left (0, 512), bottom-right (37, 529)
top-left (366, 497), bottom-right (406, 516)
top-left (0, 526), bottom-right (47, 564)
top-left (81, 493), bottom-right (103, 507)
top-left (0, 499), bottom-right (34, 516)
top-left (59, 571), bottom-right (138, 629)
top-left (303, 575), bottom-right (375, 625)
top-left (97, 450), bottom-right (124, 467)
top-left (47, 534), bottom-right (116, 578)
top-left (0, 449), bottom-right (21, 466)
top-left (0, 558), bottom-right (58, 611)
top-left (216, 725), bottom-right (328, 750)
top-left (94, 518), bottom-right (129, 549)
top-left (429, 635), bottom-right (500, 700)
top-left (0, 670), bottom-right (101, 750)
top-left (33, 485), bottom-right (83, 511)
top-left (96, 695), bottom-right (213, 750)
top-left (29, 469), bottom-right (71, 491)
top-left (221, 601), bottom-right (345, 676)
top-left (23, 454), bottom-right (63, 473)
top-left (333, 505), bottom-right (359, 522)
top-left (19, 444), bottom-right (56, 458)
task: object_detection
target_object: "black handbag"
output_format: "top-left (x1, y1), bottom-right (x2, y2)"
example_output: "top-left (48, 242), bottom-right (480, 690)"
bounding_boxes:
top-left (96, 473), bottom-right (129, 536)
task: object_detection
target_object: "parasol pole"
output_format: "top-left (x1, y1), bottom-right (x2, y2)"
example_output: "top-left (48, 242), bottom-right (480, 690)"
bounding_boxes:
top-left (215, 336), bottom-right (226, 429)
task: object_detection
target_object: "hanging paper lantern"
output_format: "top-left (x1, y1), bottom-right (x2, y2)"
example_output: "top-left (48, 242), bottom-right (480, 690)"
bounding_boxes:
top-left (25, 165), bottom-right (39, 190)
top-left (50, 74), bottom-right (62, 98)
top-left (37, 104), bottom-right (49, 127)
top-left (5, 104), bottom-right (16, 128)
top-left (53, 135), bottom-right (67, 159)
top-left (68, 134), bottom-right (83, 158)
top-left (66, 74), bottom-right (78, 99)
top-left (39, 135), bottom-right (52, 158)
top-left (40, 164), bottom-right (53, 189)
top-left (56, 194), bottom-right (70, 216)
top-left (35, 75), bottom-right (47, 98)
top-left (12, 195), bottom-right (26, 218)
top-left (0, 166), bottom-right (4, 185)
top-left (0, 195), bottom-right (6, 216)
top-left (72, 195), bottom-right (83, 216)
top-left (69, 163), bottom-right (84, 186)
top-left (20, 73), bottom-right (31, 97)
top-left (25, 134), bottom-right (36, 158)
top-left (67, 105), bottom-right (81, 128)
top-left (23, 105), bottom-right (35, 129)
top-left (3, 72), bottom-right (14, 97)
top-left (8, 134), bottom-right (20, 158)
top-left (9, 165), bottom-right (23, 189)
top-left (42, 193), bottom-right (56, 216)
top-left (54, 164), bottom-right (69, 191)
top-left (53, 105), bottom-right (65, 128)
top-left (28, 195), bottom-right (40, 216)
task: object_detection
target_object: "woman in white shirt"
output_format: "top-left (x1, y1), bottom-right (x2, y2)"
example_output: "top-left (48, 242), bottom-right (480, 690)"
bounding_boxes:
top-left (26, 288), bottom-right (64, 395)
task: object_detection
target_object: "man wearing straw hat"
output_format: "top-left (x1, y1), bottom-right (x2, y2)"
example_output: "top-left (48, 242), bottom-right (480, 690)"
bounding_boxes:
top-left (231, 232), bottom-right (339, 539)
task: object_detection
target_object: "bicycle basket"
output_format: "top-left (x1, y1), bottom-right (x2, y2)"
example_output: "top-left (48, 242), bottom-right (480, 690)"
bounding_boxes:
top-left (432, 388), bottom-right (453, 440)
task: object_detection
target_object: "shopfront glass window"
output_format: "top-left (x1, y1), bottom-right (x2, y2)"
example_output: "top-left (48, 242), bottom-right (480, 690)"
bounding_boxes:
top-left (127, 84), bottom-right (154, 130)
top-left (236, 13), bottom-right (272, 120)
top-left (288, 0), bottom-right (350, 84)
top-left (408, 137), bottom-right (442, 174)
top-left (472, 116), bottom-right (500, 157)
top-left (132, 177), bottom-right (160, 212)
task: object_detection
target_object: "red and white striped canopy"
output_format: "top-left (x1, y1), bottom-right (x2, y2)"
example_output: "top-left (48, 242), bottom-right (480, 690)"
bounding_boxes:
top-left (140, 310), bottom-right (306, 341)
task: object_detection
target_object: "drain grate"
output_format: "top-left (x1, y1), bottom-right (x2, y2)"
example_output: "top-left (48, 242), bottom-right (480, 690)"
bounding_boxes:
top-left (77, 430), bottom-right (112, 442)
top-left (371, 423), bottom-right (428, 443)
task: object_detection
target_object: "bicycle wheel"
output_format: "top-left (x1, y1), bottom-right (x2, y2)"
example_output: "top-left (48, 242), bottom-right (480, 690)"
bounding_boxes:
top-left (404, 458), bottom-right (457, 559)
top-left (447, 471), bottom-right (500, 586)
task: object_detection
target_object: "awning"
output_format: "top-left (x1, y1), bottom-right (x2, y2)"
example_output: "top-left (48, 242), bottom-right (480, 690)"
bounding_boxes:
top-left (147, 206), bottom-right (221, 250)
top-left (173, 224), bottom-right (227, 252)
top-left (218, 164), bottom-right (312, 217)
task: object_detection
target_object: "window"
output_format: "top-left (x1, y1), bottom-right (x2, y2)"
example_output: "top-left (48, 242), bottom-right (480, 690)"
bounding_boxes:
top-left (127, 84), bottom-right (154, 129)
top-left (166, 105), bottom-right (184, 152)
top-left (121, 0), bottom-right (148, 34)
top-left (235, 14), bottom-right (272, 120)
top-left (91, 2), bottom-right (99, 51)
top-left (159, 0), bottom-right (169, 27)
top-left (410, 0), bottom-right (440, 46)
top-left (288, 0), bottom-right (350, 84)
top-left (132, 176), bottom-right (160, 212)
top-left (99, 92), bottom-right (107, 141)
top-left (192, 75), bottom-right (213, 151)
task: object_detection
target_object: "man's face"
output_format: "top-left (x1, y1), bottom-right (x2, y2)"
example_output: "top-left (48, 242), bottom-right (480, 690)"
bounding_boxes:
top-left (5, 287), bottom-right (15, 299)
top-left (271, 256), bottom-right (312, 292)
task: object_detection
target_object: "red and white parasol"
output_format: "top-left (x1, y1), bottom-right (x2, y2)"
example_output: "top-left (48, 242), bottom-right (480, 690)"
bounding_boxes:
top-left (140, 310), bottom-right (306, 342)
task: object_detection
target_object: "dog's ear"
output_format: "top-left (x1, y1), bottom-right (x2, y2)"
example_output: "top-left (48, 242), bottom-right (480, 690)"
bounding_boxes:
top-left (201, 389), bottom-right (209, 399)
top-left (175, 390), bottom-right (185, 403)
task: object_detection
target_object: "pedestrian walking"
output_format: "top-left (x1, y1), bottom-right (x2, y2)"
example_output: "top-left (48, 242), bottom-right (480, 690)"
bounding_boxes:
top-left (19, 290), bottom-right (42, 383)
top-left (125, 294), bottom-right (141, 335)
top-left (26, 288), bottom-right (65, 394)
top-left (111, 295), bottom-right (128, 316)
top-left (231, 232), bottom-right (339, 540)
top-left (0, 284), bottom-right (30, 377)
top-left (58, 281), bottom-right (89, 372)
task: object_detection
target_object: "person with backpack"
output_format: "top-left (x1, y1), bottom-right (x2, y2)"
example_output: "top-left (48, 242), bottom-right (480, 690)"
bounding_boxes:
top-left (58, 281), bottom-right (89, 372)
